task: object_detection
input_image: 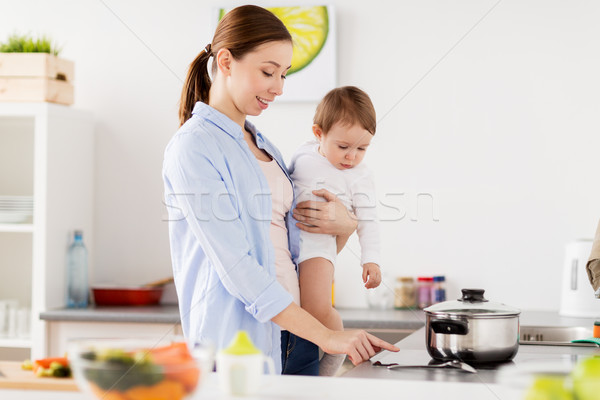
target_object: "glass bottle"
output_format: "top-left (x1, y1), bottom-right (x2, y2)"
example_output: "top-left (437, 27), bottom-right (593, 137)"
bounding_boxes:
top-left (66, 230), bottom-right (88, 308)
top-left (394, 277), bottom-right (416, 309)
top-left (431, 276), bottom-right (446, 304)
top-left (417, 276), bottom-right (433, 309)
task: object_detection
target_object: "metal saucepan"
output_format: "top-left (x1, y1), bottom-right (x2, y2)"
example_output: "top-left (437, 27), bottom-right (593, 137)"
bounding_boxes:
top-left (424, 288), bottom-right (521, 364)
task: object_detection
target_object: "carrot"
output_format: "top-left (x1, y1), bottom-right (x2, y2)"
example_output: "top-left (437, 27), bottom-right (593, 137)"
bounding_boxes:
top-left (166, 366), bottom-right (200, 393)
top-left (33, 357), bottom-right (69, 373)
top-left (89, 383), bottom-right (129, 400)
top-left (148, 342), bottom-right (200, 392)
top-left (148, 342), bottom-right (192, 363)
top-left (125, 379), bottom-right (186, 400)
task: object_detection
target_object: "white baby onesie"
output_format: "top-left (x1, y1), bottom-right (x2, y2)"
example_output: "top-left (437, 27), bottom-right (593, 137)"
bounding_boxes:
top-left (289, 140), bottom-right (381, 266)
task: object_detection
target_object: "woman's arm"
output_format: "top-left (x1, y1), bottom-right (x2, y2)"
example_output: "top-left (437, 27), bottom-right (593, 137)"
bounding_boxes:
top-left (293, 189), bottom-right (357, 253)
top-left (272, 302), bottom-right (398, 365)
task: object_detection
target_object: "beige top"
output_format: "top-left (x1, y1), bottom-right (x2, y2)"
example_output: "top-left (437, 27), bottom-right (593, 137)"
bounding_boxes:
top-left (258, 159), bottom-right (300, 305)
top-left (586, 219), bottom-right (600, 291)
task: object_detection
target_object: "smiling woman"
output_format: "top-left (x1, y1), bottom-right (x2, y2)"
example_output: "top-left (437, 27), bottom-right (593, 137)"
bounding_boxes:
top-left (214, 41), bottom-right (292, 124)
top-left (163, 4), bottom-right (397, 378)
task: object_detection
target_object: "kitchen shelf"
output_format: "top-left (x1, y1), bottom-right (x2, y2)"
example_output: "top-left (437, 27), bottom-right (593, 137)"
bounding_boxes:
top-left (0, 224), bottom-right (34, 233)
top-left (0, 338), bottom-right (33, 348)
top-left (0, 102), bottom-right (93, 360)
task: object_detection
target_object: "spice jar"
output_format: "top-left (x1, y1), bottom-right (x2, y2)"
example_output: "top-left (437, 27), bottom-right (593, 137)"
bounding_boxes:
top-left (394, 277), bottom-right (416, 309)
top-left (431, 276), bottom-right (446, 304)
top-left (417, 276), bottom-right (433, 309)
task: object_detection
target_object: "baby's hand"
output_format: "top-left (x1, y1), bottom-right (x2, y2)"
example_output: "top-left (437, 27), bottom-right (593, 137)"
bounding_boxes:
top-left (362, 263), bottom-right (381, 289)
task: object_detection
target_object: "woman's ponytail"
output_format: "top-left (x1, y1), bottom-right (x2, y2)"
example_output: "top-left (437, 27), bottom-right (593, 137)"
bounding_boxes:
top-left (178, 45), bottom-right (212, 126)
top-left (178, 5), bottom-right (292, 126)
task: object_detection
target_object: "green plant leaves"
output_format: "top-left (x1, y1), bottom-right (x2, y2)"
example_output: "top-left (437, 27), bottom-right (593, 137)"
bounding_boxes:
top-left (0, 33), bottom-right (62, 56)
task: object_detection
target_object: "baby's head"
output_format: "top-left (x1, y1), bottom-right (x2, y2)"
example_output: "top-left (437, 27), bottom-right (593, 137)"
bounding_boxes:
top-left (313, 86), bottom-right (376, 170)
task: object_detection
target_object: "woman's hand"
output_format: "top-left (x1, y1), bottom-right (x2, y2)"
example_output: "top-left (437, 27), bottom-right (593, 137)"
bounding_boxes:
top-left (272, 303), bottom-right (399, 367)
top-left (322, 329), bottom-right (399, 366)
top-left (293, 189), bottom-right (357, 236)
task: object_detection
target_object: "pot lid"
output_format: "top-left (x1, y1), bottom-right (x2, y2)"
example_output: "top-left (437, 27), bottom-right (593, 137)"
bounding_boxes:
top-left (424, 288), bottom-right (521, 317)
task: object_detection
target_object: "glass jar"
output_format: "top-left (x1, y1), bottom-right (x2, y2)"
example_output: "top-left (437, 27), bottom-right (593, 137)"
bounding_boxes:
top-left (417, 276), bottom-right (433, 309)
top-left (394, 277), bottom-right (416, 309)
top-left (431, 276), bottom-right (446, 304)
top-left (366, 283), bottom-right (394, 310)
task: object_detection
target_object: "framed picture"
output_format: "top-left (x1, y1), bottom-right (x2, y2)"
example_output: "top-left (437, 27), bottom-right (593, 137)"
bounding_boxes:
top-left (217, 5), bottom-right (336, 102)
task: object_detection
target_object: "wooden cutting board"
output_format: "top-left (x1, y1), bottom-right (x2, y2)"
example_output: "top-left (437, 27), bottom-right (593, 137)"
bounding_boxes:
top-left (0, 361), bottom-right (79, 391)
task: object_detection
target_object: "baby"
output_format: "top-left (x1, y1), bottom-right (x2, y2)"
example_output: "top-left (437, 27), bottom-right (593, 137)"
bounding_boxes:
top-left (289, 86), bottom-right (382, 376)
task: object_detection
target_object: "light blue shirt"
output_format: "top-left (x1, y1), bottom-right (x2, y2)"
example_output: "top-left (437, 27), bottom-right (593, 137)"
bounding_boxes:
top-left (162, 102), bottom-right (299, 373)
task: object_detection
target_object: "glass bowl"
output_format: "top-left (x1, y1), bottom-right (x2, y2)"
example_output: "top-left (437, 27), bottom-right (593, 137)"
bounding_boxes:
top-left (68, 337), bottom-right (211, 400)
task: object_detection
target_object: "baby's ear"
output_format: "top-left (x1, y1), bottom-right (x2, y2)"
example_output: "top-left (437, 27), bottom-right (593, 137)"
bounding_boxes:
top-left (312, 124), bottom-right (324, 140)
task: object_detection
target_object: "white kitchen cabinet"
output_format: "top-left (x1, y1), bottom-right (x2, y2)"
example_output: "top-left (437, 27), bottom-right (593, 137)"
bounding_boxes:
top-left (46, 321), bottom-right (182, 356)
top-left (0, 103), bottom-right (93, 360)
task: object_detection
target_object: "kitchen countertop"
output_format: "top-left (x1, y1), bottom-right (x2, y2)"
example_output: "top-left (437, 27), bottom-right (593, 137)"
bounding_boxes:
top-left (39, 305), bottom-right (182, 324)
top-left (40, 306), bottom-right (597, 332)
top-left (343, 312), bottom-right (600, 384)
top-left (10, 308), bottom-right (600, 399)
top-left (0, 371), bottom-right (517, 400)
top-left (39, 306), bottom-right (426, 329)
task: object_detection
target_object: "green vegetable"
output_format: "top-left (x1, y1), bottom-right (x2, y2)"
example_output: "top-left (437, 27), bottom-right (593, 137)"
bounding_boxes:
top-left (33, 362), bottom-right (72, 378)
top-left (524, 375), bottom-right (572, 400)
top-left (21, 359), bottom-right (33, 371)
top-left (36, 367), bottom-right (52, 377)
top-left (0, 33), bottom-right (62, 56)
top-left (572, 356), bottom-right (600, 400)
top-left (80, 351), bottom-right (97, 361)
top-left (96, 348), bottom-right (134, 363)
top-left (48, 361), bottom-right (72, 378)
top-left (82, 349), bottom-right (164, 391)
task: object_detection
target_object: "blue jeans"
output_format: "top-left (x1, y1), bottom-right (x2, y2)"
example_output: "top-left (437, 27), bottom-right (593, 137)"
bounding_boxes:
top-left (280, 330), bottom-right (319, 375)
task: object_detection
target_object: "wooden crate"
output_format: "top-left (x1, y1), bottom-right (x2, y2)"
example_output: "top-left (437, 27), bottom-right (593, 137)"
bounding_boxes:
top-left (0, 53), bottom-right (74, 105)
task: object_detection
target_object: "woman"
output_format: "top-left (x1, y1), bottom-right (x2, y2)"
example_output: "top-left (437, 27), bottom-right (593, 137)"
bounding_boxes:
top-left (162, 5), bottom-right (398, 375)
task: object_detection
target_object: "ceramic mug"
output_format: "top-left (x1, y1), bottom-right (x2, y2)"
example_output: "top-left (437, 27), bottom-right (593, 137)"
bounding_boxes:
top-left (216, 353), bottom-right (275, 395)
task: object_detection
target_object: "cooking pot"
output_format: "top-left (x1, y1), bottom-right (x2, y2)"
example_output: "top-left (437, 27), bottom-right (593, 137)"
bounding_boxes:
top-left (424, 288), bottom-right (521, 364)
top-left (91, 286), bottom-right (164, 306)
top-left (91, 278), bottom-right (174, 306)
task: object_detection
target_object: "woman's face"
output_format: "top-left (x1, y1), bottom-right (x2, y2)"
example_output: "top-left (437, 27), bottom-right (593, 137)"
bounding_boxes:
top-left (226, 41), bottom-right (293, 117)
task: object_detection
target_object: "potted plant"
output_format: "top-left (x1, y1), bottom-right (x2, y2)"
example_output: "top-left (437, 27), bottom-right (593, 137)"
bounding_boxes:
top-left (0, 33), bottom-right (74, 105)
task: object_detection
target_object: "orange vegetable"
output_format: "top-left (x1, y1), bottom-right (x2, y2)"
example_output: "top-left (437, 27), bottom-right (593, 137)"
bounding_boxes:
top-left (167, 366), bottom-right (200, 393)
top-left (125, 379), bottom-right (186, 400)
top-left (148, 342), bottom-right (192, 363)
top-left (148, 342), bottom-right (200, 392)
top-left (88, 383), bottom-right (129, 400)
top-left (33, 357), bottom-right (69, 373)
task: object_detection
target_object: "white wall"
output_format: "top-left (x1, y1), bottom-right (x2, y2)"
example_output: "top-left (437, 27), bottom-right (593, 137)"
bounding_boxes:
top-left (2, 0), bottom-right (599, 311)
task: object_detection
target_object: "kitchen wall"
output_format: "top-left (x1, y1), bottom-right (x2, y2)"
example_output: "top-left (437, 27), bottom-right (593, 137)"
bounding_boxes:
top-left (2, 0), bottom-right (599, 310)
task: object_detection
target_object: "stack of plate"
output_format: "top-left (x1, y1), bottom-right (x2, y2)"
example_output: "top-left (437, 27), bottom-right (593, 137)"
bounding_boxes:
top-left (0, 196), bottom-right (34, 224)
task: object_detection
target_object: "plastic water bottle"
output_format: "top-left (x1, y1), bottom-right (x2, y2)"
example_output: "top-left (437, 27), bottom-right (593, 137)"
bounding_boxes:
top-left (66, 230), bottom-right (88, 308)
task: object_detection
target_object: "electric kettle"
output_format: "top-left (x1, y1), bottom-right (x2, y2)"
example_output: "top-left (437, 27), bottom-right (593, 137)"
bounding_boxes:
top-left (559, 239), bottom-right (600, 317)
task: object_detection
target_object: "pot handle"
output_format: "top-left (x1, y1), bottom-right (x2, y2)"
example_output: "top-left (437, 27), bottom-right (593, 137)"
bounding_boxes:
top-left (459, 289), bottom-right (488, 303)
top-left (430, 319), bottom-right (469, 335)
